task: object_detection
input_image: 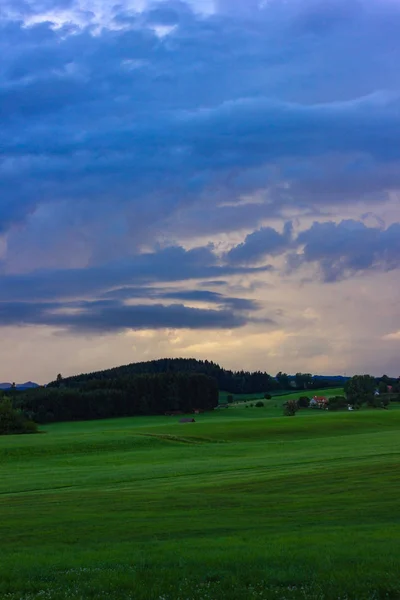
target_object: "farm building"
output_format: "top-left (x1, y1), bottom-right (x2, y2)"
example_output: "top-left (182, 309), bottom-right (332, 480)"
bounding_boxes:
top-left (310, 396), bottom-right (328, 409)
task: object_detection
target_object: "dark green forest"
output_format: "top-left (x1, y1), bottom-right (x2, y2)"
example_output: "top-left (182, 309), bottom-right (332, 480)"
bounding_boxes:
top-left (46, 357), bottom-right (347, 394)
top-left (7, 372), bottom-right (218, 424)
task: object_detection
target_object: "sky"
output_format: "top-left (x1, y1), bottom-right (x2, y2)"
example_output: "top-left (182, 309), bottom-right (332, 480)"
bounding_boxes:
top-left (1, 0), bottom-right (400, 383)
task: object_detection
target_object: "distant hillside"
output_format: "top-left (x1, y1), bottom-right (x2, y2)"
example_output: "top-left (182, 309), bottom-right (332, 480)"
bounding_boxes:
top-left (48, 358), bottom-right (344, 395)
top-left (0, 381), bottom-right (40, 390)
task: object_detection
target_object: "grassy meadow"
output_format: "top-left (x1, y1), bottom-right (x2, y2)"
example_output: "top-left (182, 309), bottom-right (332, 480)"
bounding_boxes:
top-left (218, 388), bottom-right (345, 408)
top-left (1, 392), bottom-right (400, 600)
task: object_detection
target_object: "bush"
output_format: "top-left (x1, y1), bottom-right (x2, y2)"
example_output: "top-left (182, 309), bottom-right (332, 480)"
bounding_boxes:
top-left (255, 401), bottom-right (264, 408)
top-left (227, 395), bottom-right (234, 404)
top-left (367, 394), bottom-right (391, 409)
top-left (381, 395), bottom-right (390, 408)
top-left (367, 395), bottom-right (388, 409)
top-left (389, 393), bottom-right (400, 403)
top-left (23, 419), bottom-right (40, 434)
top-left (328, 396), bottom-right (348, 411)
top-left (264, 393), bottom-right (272, 400)
top-left (284, 399), bottom-right (298, 416)
top-left (298, 396), bottom-right (310, 408)
top-left (0, 397), bottom-right (38, 435)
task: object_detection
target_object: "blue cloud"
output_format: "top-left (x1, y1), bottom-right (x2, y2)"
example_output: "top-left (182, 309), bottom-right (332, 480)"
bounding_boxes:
top-left (100, 286), bottom-right (259, 311)
top-left (288, 220), bottom-right (400, 281)
top-left (0, 299), bottom-right (259, 332)
top-left (1, 0), bottom-right (400, 339)
top-left (227, 222), bottom-right (293, 264)
top-left (223, 218), bottom-right (400, 282)
top-left (1, 0), bottom-right (400, 240)
top-left (160, 289), bottom-right (260, 311)
top-left (0, 244), bottom-right (272, 302)
top-left (144, 1), bottom-right (192, 26)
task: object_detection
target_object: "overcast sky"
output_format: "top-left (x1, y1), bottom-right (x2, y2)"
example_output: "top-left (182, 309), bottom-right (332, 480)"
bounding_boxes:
top-left (1, 0), bottom-right (400, 383)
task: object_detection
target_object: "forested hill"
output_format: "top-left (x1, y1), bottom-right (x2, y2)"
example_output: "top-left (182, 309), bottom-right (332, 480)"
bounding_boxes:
top-left (48, 358), bottom-right (340, 394)
top-left (14, 372), bottom-right (218, 424)
top-left (49, 358), bottom-right (223, 385)
top-left (48, 358), bottom-right (276, 394)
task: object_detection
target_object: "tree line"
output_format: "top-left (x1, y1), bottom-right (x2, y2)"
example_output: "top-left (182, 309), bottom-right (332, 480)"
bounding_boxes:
top-left (47, 358), bottom-right (344, 394)
top-left (5, 372), bottom-right (218, 425)
top-left (345, 374), bottom-right (400, 407)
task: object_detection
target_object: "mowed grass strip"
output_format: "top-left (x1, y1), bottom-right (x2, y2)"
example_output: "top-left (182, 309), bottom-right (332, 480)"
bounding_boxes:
top-left (0, 407), bottom-right (399, 599)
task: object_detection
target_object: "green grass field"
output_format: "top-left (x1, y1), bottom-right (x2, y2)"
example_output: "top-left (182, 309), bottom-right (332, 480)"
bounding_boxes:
top-left (1, 397), bottom-right (400, 600)
top-left (218, 388), bottom-right (345, 410)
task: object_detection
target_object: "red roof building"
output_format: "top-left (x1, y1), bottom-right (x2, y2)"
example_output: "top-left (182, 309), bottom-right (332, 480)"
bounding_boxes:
top-left (313, 395), bottom-right (328, 403)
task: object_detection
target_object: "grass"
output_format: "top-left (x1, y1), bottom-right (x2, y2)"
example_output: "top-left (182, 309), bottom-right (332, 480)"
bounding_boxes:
top-left (0, 400), bottom-right (400, 600)
top-left (218, 387), bottom-right (345, 413)
top-left (218, 389), bottom-right (294, 403)
top-left (218, 387), bottom-right (345, 401)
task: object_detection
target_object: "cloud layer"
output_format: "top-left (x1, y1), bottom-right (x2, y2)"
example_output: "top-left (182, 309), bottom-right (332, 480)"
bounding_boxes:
top-left (2, 0), bottom-right (400, 242)
top-left (1, 0), bottom-right (400, 379)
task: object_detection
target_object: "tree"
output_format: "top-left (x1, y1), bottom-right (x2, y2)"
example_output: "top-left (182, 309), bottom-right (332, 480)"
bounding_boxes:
top-left (276, 372), bottom-right (290, 389)
top-left (381, 395), bottom-right (390, 409)
top-left (345, 375), bottom-right (376, 407)
top-left (227, 394), bottom-right (234, 404)
top-left (328, 396), bottom-right (347, 411)
top-left (298, 396), bottom-right (310, 408)
top-left (378, 381), bottom-right (388, 394)
top-left (0, 397), bottom-right (38, 435)
top-left (284, 400), bottom-right (298, 416)
top-left (295, 373), bottom-right (313, 390)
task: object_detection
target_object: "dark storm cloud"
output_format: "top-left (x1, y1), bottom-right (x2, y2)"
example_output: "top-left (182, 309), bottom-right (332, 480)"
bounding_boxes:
top-left (227, 222), bottom-right (293, 265)
top-left (0, 246), bottom-right (267, 331)
top-left (225, 218), bottom-right (400, 282)
top-left (288, 220), bottom-right (400, 282)
top-left (0, 236), bottom-right (267, 333)
top-left (100, 286), bottom-right (259, 310)
top-left (0, 299), bottom-right (256, 332)
top-left (1, 0), bottom-right (400, 240)
top-left (0, 245), bottom-right (272, 302)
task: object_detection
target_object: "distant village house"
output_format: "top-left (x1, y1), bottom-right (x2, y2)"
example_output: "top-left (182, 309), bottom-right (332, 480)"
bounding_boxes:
top-left (310, 395), bottom-right (328, 409)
